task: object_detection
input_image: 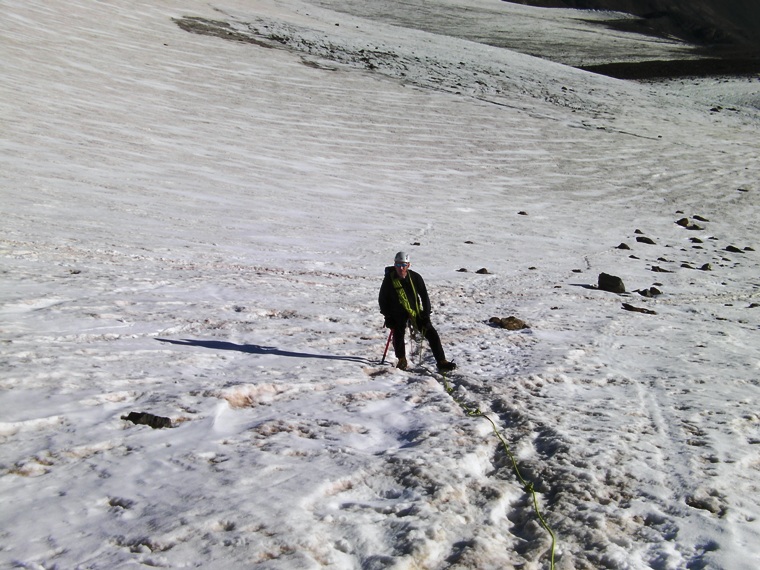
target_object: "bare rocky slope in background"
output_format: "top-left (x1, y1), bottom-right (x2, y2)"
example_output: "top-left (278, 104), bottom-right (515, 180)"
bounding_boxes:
top-left (505, 0), bottom-right (760, 78)
top-left (505, 0), bottom-right (760, 49)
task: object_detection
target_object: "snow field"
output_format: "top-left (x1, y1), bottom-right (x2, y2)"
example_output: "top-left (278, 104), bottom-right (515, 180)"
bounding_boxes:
top-left (2, 0), bottom-right (760, 568)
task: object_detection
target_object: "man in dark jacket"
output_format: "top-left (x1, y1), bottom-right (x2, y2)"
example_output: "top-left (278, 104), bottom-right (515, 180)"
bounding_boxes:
top-left (378, 251), bottom-right (456, 372)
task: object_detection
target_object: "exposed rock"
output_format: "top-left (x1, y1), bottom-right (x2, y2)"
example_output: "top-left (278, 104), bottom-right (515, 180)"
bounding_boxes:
top-left (638, 287), bottom-right (662, 297)
top-left (622, 303), bottom-right (656, 315)
top-left (122, 411), bottom-right (173, 429)
top-left (456, 268), bottom-right (468, 272)
top-left (616, 243), bottom-right (631, 250)
top-left (651, 266), bottom-right (673, 273)
top-left (636, 236), bottom-right (656, 245)
top-left (676, 217), bottom-right (704, 231)
top-left (174, 17), bottom-right (275, 48)
top-left (726, 245), bottom-right (744, 253)
top-left (598, 273), bottom-right (625, 293)
top-left (489, 316), bottom-right (530, 330)
top-left (475, 268), bottom-right (490, 274)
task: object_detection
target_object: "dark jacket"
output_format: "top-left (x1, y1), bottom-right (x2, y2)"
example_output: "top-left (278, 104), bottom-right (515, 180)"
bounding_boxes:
top-left (378, 266), bottom-right (431, 328)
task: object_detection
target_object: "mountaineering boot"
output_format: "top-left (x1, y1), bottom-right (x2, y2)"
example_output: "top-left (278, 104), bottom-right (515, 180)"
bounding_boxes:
top-left (437, 360), bottom-right (456, 372)
top-left (396, 357), bottom-right (408, 371)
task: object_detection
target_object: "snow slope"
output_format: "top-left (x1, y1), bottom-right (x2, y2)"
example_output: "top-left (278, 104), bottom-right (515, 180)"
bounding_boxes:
top-left (1, 0), bottom-right (759, 568)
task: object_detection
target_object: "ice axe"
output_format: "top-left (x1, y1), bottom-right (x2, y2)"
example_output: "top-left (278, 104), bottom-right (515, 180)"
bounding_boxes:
top-left (381, 329), bottom-right (393, 364)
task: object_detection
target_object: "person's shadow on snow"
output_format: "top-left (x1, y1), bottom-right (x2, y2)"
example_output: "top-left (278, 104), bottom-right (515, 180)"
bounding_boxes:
top-left (156, 338), bottom-right (372, 364)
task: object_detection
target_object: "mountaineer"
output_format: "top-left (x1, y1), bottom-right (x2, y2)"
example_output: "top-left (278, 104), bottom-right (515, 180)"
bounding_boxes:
top-left (378, 251), bottom-right (456, 372)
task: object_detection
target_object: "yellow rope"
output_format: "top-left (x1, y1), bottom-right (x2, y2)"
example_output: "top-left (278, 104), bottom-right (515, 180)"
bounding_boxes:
top-left (404, 329), bottom-right (556, 567)
top-left (439, 371), bottom-right (557, 570)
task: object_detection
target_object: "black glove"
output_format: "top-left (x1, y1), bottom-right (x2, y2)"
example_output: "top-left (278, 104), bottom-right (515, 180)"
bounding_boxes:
top-left (383, 317), bottom-right (396, 329)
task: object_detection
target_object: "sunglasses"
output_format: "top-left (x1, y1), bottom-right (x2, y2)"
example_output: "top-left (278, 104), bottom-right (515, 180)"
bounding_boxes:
top-left (395, 262), bottom-right (409, 268)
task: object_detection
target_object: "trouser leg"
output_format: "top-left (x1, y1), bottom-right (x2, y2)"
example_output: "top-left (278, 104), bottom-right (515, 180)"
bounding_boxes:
top-left (423, 325), bottom-right (446, 362)
top-left (392, 325), bottom-right (406, 358)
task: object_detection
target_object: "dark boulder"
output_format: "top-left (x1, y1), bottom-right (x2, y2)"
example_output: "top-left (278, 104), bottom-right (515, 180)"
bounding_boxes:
top-left (122, 411), bottom-right (173, 429)
top-left (622, 303), bottom-right (656, 315)
top-left (598, 273), bottom-right (625, 294)
top-left (489, 316), bottom-right (530, 330)
top-left (638, 287), bottom-right (662, 297)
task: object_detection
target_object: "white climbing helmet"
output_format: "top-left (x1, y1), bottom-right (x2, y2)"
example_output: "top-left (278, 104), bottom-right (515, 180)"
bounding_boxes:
top-left (394, 251), bottom-right (410, 264)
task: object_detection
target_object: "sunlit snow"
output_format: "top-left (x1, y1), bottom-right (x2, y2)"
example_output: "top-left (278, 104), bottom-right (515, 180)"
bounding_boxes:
top-left (2, 0), bottom-right (759, 568)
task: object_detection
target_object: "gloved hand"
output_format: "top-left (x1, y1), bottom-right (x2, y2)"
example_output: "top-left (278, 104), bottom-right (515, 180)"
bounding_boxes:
top-left (383, 317), bottom-right (396, 329)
